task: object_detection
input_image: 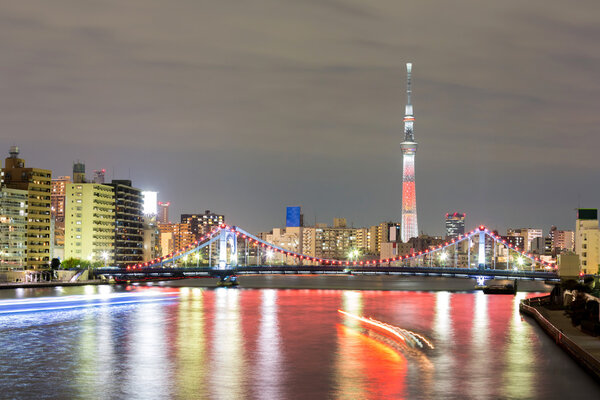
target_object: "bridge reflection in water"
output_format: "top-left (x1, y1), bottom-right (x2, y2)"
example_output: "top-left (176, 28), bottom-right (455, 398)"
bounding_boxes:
top-left (1, 286), bottom-right (599, 398)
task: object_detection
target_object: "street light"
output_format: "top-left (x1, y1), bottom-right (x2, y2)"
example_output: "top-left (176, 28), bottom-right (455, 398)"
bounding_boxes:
top-left (101, 251), bottom-right (109, 267)
top-left (439, 252), bottom-right (448, 266)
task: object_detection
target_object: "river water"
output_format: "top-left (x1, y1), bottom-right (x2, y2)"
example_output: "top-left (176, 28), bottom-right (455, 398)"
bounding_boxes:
top-left (0, 284), bottom-right (598, 399)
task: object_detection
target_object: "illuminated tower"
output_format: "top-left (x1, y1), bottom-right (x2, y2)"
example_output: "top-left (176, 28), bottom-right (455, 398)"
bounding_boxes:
top-left (400, 63), bottom-right (418, 242)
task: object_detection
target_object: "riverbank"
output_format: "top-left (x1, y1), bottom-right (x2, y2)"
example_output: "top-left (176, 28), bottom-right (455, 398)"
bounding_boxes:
top-left (520, 296), bottom-right (600, 381)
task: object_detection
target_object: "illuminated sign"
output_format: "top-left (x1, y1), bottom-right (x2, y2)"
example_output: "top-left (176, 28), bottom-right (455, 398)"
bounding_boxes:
top-left (142, 191), bottom-right (158, 215)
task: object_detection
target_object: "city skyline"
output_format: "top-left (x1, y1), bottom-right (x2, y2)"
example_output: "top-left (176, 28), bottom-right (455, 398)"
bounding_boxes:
top-left (1, 1), bottom-right (599, 235)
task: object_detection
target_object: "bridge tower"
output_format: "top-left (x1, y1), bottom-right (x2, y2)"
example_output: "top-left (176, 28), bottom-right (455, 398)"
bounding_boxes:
top-left (478, 228), bottom-right (486, 268)
top-left (401, 63), bottom-right (419, 242)
top-left (218, 228), bottom-right (237, 269)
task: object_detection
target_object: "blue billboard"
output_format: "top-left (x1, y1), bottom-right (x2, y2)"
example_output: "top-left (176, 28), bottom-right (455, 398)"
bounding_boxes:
top-left (286, 206), bottom-right (301, 227)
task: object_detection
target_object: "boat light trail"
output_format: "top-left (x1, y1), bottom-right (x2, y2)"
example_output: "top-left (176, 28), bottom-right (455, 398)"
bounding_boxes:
top-left (338, 309), bottom-right (434, 350)
top-left (0, 291), bottom-right (179, 315)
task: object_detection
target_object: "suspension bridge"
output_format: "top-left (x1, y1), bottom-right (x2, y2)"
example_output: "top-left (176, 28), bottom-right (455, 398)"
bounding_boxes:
top-left (94, 225), bottom-right (559, 282)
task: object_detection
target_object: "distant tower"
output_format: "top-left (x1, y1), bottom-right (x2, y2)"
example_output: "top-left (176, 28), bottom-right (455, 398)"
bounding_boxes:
top-left (73, 161), bottom-right (86, 183)
top-left (400, 63), bottom-right (419, 242)
top-left (158, 201), bottom-right (170, 224)
top-left (92, 169), bottom-right (106, 184)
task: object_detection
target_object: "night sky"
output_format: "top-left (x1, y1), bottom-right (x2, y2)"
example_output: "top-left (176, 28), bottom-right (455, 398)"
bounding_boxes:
top-left (1, 1), bottom-right (599, 235)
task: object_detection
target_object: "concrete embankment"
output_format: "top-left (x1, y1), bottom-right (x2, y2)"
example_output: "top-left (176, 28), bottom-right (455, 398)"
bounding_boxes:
top-left (520, 296), bottom-right (600, 381)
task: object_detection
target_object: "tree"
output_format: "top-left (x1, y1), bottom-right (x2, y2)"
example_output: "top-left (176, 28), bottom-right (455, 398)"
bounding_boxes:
top-left (50, 258), bottom-right (61, 270)
top-left (60, 258), bottom-right (90, 270)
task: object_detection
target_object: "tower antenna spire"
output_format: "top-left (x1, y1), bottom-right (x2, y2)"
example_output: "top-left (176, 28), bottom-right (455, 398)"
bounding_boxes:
top-left (406, 62), bottom-right (412, 106)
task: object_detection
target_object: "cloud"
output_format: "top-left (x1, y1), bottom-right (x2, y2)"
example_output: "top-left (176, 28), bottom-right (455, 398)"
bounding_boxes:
top-left (0, 0), bottom-right (599, 234)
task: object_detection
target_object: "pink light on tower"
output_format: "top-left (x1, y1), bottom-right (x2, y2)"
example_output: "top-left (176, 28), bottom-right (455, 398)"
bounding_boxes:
top-left (400, 63), bottom-right (419, 242)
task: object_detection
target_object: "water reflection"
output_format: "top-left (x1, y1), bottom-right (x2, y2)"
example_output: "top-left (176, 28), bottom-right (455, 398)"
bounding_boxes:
top-left (433, 291), bottom-right (454, 398)
top-left (256, 290), bottom-right (282, 400)
top-left (211, 288), bottom-right (246, 399)
top-left (0, 286), bottom-right (599, 399)
top-left (467, 291), bottom-right (490, 399)
top-left (125, 302), bottom-right (171, 399)
top-left (503, 292), bottom-right (535, 398)
top-left (175, 287), bottom-right (206, 399)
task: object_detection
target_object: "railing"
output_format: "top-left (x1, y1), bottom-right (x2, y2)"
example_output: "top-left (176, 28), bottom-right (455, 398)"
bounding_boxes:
top-left (520, 297), bottom-right (600, 380)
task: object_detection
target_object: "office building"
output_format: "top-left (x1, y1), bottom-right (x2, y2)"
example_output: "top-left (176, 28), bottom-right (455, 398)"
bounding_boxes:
top-left (2, 146), bottom-right (52, 269)
top-left (158, 222), bottom-right (194, 256)
top-left (142, 215), bottom-right (160, 262)
top-left (302, 223), bottom-right (361, 260)
top-left (286, 206), bottom-right (302, 227)
top-left (110, 180), bottom-right (143, 266)
top-left (64, 183), bottom-right (115, 264)
top-left (181, 210), bottom-right (224, 240)
top-left (575, 208), bottom-right (599, 274)
top-left (507, 228), bottom-right (542, 252)
top-left (445, 212), bottom-right (466, 239)
top-left (0, 187), bottom-right (28, 270)
top-left (51, 176), bottom-right (70, 250)
top-left (158, 201), bottom-right (170, 224)
top-left (549, 226), bottom-right (575, 254)
top-left (501, 235), bottom-right (525, 251)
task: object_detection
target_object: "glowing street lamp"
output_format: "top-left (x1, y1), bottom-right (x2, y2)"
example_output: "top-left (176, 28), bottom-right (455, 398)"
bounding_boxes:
top-left (101, 251), bottom-right (109, 267)
top-left (439, 252), bottom-right (448, 266)
top-left (347, 249), bottom-right (360, 262)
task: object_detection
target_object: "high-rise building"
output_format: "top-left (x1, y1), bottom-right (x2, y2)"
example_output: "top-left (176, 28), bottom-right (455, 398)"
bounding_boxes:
top-left (64, 183), bottom-right (115, 264)
top-left (266, 227), bottom-right (302, 254)
top-left (51, 176), bottom-right (70, 250)
top-left (286, 206), bottom-right (302, 227)
top-left (400, 63), bottom-right (419, 242)
top-left (0, 187), bottom-right (28, 270)
top-left (507, 228), bottom-right (543, 252)
top-left (181, 210), bottom-right (224, 240)
top-left (501, 235), bottom-right (525, 251)
top-left (73, 161), bottom-right (86, 183)
top-left (549, 226), bottom-right (575, 254)
top-left (110, 180), bottom-right (143, 266)
top-left (2, 146), bottom-right (52, 269)
top-left (575, 208), bottom-right (599, 274)
top-left (158, 201), bottom-right (170, 224)
top-left (158, 222), bottom-right (194, 256)
top-left (302, 223), bottom-right (362, 260)
top-left (142, 215), bottom-right (160, 262)
top-left (445, 212), bottom-right (466, 239)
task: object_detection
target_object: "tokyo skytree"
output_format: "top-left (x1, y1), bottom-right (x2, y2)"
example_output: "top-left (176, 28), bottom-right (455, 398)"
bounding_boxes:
top-left (400, 63), bottom-right (418, 242)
